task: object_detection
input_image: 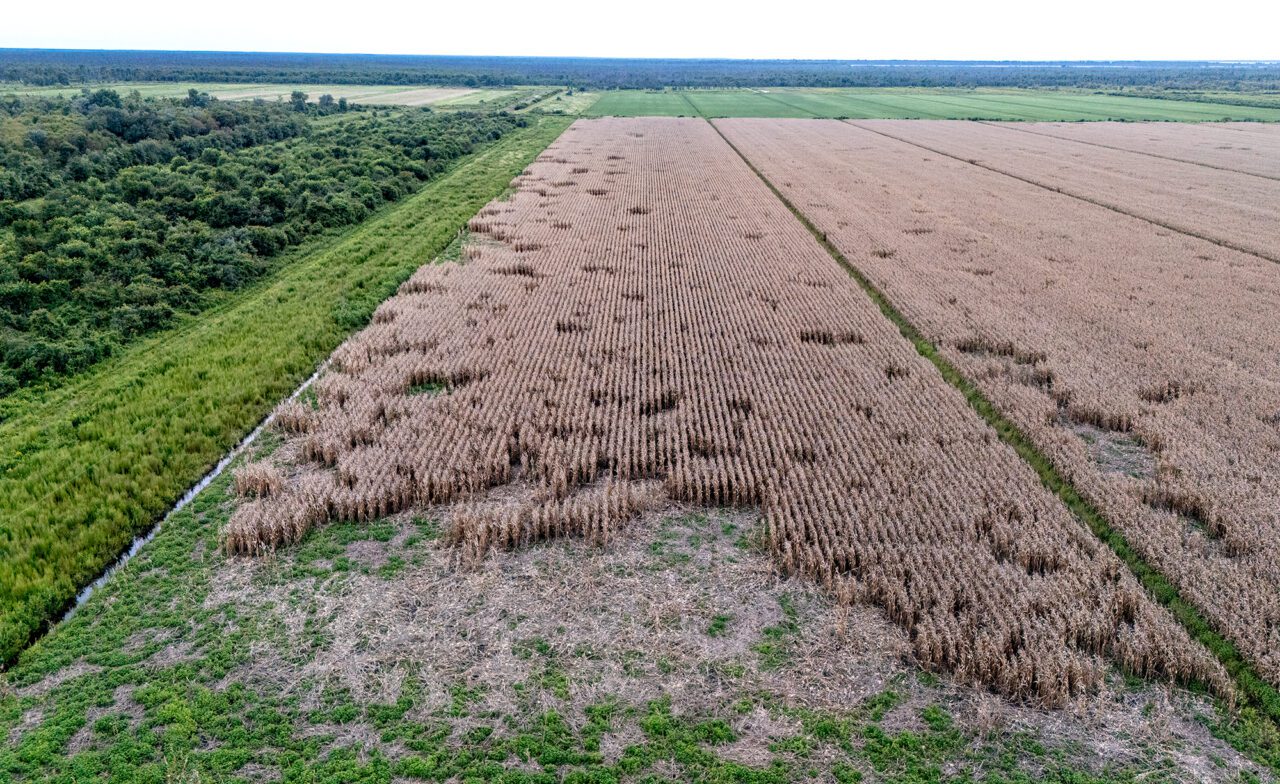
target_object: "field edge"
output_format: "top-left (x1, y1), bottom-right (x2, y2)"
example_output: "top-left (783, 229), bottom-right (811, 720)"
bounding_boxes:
top-left (0, 115), bottom-right (574, 668)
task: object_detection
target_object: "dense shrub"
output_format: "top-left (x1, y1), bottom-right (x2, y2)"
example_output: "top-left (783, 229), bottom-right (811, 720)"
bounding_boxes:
top-left (0, 92), bottom-right (525, 392)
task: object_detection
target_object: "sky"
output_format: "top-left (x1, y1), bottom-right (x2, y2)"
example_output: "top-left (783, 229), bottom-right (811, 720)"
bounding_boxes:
top-left (2, 0), bottom-right (1277, 61)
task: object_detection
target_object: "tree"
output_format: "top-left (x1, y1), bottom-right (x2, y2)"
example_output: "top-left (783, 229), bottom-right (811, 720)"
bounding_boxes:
top-left (290, 91), bottom-right (308, 112)
top-left (184, 88), bottom-right (211, 108)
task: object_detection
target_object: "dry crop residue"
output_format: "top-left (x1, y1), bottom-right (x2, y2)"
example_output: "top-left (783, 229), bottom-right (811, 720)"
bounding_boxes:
top-left (714, 117), bottom-right (1280, 684)
top-left (224, 117), bottom-right (1225, 704)
top-left (995, 121), bottom-right (1280, 181)
top-left (853, 119), bottom-right (1280, 261)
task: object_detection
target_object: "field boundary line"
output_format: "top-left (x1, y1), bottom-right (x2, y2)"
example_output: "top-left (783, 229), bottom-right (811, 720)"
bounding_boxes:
top-left (844, 120), bottom-right (1280, 266)
top-left (978, 121), bottom-right (1280, 182)
top-left (0, 117), bottom-right (573, 667)
top-left (0, 122), bottom-right (555, 525)
top-left (750, 90), bottom-right (823, 118)
top-left (706, 117), bottom-right (1280, 730)
top-left (679, 91), bottom-right (703, 118)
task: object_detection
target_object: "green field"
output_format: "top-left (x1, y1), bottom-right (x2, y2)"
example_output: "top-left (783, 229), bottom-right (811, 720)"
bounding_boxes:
top-left (588, 88), bottom-right (1280, 121)
top-left (0, 115), bottom-right (573, 665)
top-left (529, 89), bottom-right (601, 115)
top-left (10, 82), bottom-right (1279, 120)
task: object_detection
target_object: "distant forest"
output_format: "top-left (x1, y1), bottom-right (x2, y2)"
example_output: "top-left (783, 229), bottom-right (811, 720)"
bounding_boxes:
top-left (3, 50), bottom-right (1280, 90)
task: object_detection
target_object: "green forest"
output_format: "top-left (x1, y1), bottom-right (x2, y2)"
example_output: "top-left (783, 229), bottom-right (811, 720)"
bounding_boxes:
top-left (0, 90), bottom-right (525, 394)
top-left (4, 49), bottom-right (1280, 90)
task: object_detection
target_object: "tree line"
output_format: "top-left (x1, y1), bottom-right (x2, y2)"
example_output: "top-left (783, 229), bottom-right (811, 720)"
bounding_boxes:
top-left (0, 90), bottom-right (525, 394)
top-left (3, 50), bottom-right (1279, 91)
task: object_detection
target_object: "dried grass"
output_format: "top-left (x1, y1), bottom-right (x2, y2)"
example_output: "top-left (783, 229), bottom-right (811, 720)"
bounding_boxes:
top-left (233, 462), bottom-right (285, 499)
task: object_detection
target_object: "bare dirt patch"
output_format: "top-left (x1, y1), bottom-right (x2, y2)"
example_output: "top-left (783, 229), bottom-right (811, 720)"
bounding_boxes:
top-left (14, 661), bottom-right (103, 699)
top-left (1060, 413), bottom-right (1157, 479)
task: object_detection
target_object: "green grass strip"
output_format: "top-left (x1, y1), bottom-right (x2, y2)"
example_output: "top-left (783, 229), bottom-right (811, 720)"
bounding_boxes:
top-left (0, 115), bottom-right (573, 667)
top-left (707, 118), bottom-right (1280, 731)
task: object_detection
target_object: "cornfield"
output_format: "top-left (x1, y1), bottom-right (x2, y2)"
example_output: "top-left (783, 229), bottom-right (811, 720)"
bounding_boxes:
top-left (852, 119), bottom-right (1280, 262)
top-left (987, 121), bottom-right (1280, 181)
top-left (224, 117), bottom-right (1227, 704)
top-left (714, 117), bottom-right (1280, 685)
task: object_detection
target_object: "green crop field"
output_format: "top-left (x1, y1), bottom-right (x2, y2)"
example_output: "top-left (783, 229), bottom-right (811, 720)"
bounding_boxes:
top-left (686, 90), bottom-right (809, 117)
top-left (9, 83), bottom-right (1276, 120)
top-left (0, 115), bottom-right (572, 664)
top-left (580, 90), bottom-right (694, 116)
top-left (588, 88), bottom-right (1280, 121)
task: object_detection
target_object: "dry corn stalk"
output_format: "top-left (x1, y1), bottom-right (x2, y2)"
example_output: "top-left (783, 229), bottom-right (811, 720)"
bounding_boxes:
top-left (716, 116), bottom-right (1280, 687)
top-left (224, 118), bottom-right (1230, 705)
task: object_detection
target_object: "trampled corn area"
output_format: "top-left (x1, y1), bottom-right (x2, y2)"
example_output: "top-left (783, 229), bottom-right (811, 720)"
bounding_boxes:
top-left (225, 117), bottom-right (1224, 704)
top-left (714, 117), bottom-right (1280, 686)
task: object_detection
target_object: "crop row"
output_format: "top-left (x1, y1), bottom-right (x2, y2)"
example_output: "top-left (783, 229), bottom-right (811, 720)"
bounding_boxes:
top-left (990, 121), bottom-right (1280, 180)
top-left (852, 120), bottom-right (1280, 262)
top-left (714, 117), bottom-right (1280, 685)
top-left (227, 117), bottom-right (1226, 704)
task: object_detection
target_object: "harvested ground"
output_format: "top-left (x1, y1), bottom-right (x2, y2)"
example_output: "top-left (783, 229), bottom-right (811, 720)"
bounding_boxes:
top-left (206, 85), bottom-right (476, 106)
top-left (998, 121), bottom-right (1280, 180)
top-left (7, 483), bottom-right (1263, 781)
top-left (354, 87), bottom-right (478, 106)
top-left (852, 119), bottom-right (1280, 261)
top-left (714, 117), bottom-right (1280, 685)
top-left (225, 116), bottom-right (1225, 704)
top-left (211, 505), bottom-right (1263, 782)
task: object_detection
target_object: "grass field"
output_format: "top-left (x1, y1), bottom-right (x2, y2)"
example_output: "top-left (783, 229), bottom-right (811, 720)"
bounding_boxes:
top-left (588, 88), bottom-right (1280, 121)
top-left (0, 115), bottom-right (573, 666)
top-left (0, 81), bottom-right (546, 108)
top-left (531, 89), bottom-right (600, 115)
